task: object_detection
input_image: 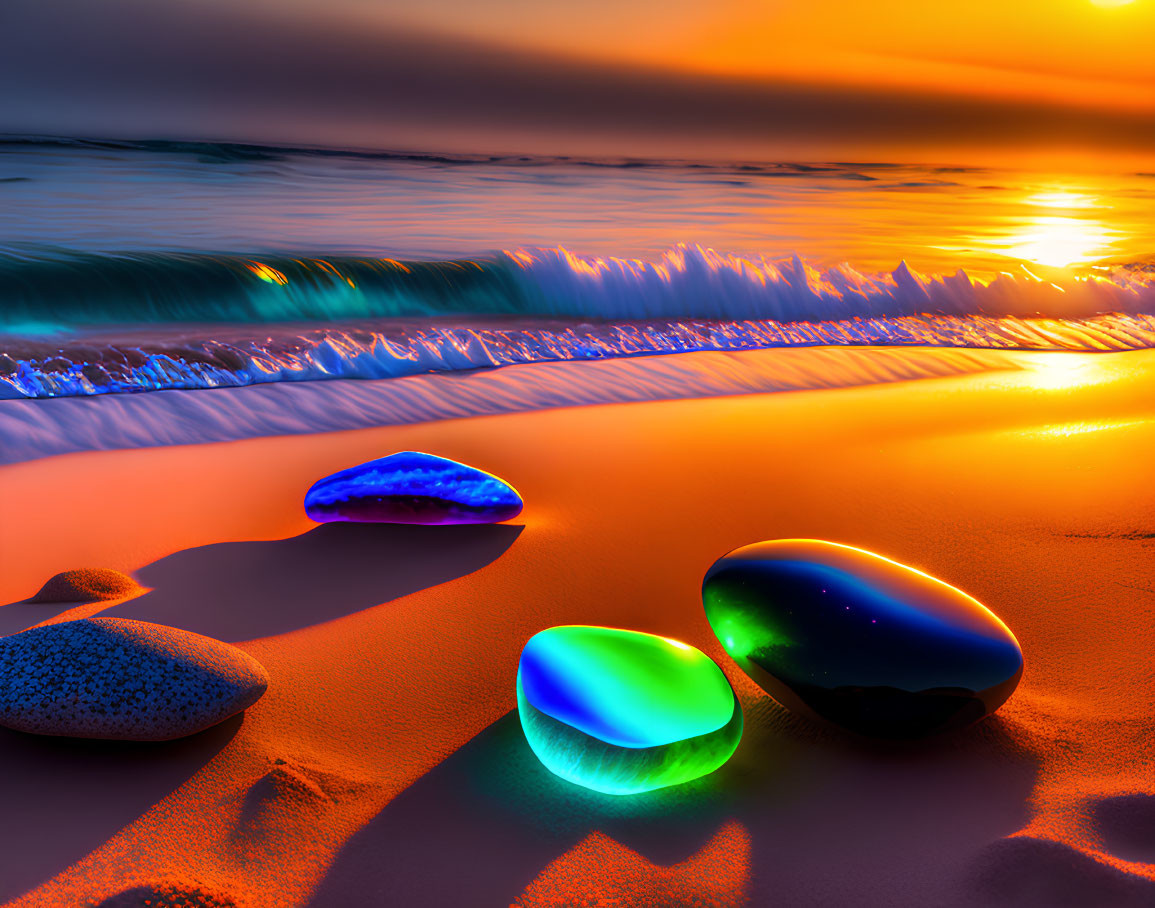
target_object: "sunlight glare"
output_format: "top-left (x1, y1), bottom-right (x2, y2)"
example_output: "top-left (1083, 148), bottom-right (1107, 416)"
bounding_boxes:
top-left (1024, 191), bottom-right (1098, 209)
top-left (1026, 356), bottom-right (1097, 391)
top-left (1003, 216), bottom-right (1117, 267)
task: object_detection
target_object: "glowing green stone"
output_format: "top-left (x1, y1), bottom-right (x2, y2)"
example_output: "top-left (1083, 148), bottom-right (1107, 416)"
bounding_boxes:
top-left (516, 625), bottom-right (743, 795)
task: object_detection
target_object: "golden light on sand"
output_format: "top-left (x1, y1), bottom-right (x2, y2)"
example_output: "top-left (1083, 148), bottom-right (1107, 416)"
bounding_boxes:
top-left (1027, 418), bottom-right (1146, 437)
top-left (1025, 356), bottom-right (1097, 390)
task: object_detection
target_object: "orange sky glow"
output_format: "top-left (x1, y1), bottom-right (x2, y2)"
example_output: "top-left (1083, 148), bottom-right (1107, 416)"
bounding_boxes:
top-left (272, 0), bottom-right (1155, 165)
top-left (366, 0), bottom-right (1155, 109)
top-left (5, 0), bottom-right (1154, 168)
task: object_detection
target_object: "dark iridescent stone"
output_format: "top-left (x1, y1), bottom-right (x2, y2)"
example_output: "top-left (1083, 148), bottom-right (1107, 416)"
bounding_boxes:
top-left (702, 539), bottom-right (1023, 738)
top-left (304, 451), bottom-right (523, 525)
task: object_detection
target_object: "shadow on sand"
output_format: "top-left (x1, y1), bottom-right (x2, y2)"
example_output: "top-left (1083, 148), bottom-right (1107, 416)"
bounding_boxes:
top-left (91, 522), bottom-right (523, 641)
top-left (308, 699), bottom-right (1042, 907)
top-left (0, 521), bottom-right (524, 901)
top-left (0, 716), bottom-right (241, 904)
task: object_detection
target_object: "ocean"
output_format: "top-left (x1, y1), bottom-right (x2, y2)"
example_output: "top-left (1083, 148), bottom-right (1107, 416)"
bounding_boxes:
top-left (1, 136), bottom-right (1153, 398)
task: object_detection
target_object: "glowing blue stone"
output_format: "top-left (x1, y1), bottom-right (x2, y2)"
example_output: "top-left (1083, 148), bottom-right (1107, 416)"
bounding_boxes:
top-left (304, 451), bottom-right (522, 525)
top-left (703, 539), bottom-right (1024, 738)
top-left (517, 626), bottom-right (743, 795)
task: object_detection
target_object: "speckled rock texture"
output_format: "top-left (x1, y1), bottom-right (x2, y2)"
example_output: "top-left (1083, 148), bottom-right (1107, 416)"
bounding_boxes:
top-left (0, 618), bottom-right (269, 741)
top-left (91, 883), bottom-right (238, 908)
top-left (28, 568), bottom-right (142, 603)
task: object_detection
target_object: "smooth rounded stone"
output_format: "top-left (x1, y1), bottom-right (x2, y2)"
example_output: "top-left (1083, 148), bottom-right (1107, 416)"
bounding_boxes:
top-left (517, 625), bottom-right (742, 795)
top-left (304, 451), bottom-right (523, 525)
top-left (28, 567), bottom-right (142, 603)
top-left (0, 618), bottom-right (269, 740)
top-left (702, 539), bottom-right (1023, 739)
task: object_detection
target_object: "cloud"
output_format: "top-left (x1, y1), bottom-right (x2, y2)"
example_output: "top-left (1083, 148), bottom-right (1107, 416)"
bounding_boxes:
top-left (2, 0), bottom-right (1152, 159)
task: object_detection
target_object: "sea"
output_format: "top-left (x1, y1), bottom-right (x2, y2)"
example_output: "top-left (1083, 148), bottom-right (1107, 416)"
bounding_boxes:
top-left (1, 136), bottom-right (1153, 399)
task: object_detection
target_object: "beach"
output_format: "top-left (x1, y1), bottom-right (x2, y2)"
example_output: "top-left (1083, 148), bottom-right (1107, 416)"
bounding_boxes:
top-left (6, 1), bottom-right (1155, 903)
top-left (1, 346), bottom-right (1152, 906)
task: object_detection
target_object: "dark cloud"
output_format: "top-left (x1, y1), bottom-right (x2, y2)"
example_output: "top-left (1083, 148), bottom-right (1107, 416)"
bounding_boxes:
top-left (1, 0), bottom-right (1152, 157)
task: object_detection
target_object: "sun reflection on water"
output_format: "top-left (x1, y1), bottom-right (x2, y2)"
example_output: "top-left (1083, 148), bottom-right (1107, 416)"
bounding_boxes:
top-left (979, 187), bottom-right (1126, 269)
top-left (1023, 191), bottom-right (1099, 210)
top-left (1003, 215), bottom-right (1119, 268)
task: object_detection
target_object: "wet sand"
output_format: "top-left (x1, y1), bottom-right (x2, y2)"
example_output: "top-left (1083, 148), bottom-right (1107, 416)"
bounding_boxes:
top-left (0, 347), bottom-right (1152, 906)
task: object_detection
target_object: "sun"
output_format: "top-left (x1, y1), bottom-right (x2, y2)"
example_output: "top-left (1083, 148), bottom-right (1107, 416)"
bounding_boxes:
top-left (1089, 0), bottom-right (1135, 7)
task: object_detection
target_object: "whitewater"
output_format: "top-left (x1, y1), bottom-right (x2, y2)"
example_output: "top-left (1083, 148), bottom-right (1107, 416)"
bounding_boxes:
top-left (1, 137), bottom-right (1153, 399)
top-left (2, 245), bottom-right (1155, 398)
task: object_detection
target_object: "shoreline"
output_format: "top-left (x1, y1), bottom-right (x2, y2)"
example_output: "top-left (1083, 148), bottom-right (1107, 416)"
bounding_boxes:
top-left (0, 345), bottom-right (1026, 464)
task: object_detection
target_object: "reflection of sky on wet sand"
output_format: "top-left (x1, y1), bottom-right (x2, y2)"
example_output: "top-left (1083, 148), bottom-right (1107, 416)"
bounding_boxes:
top-left (1021, 356), bottom-right (1107, 391)
top-left (0, 143), bottom-right (1152, 277)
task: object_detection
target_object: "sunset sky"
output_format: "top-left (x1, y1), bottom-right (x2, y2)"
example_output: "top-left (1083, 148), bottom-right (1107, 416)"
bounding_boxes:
top-left (3, 0), bottom-right (1153, 164)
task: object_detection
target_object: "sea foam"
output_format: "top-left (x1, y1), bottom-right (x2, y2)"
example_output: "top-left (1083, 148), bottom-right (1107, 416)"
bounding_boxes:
top-left (1, 245), bottom-right (1153, 398)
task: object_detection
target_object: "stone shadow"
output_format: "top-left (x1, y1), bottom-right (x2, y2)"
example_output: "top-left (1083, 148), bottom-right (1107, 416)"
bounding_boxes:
top-left (0, 716), bottom-right (240, 904)
top-left (309, 699), bottom-right (1042, 907)
top-left (100, 522), bottom-right (524, 641)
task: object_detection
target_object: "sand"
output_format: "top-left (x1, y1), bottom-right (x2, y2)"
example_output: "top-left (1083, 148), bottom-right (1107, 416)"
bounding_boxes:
top-left (0, 347), bottom-right (1152, 906)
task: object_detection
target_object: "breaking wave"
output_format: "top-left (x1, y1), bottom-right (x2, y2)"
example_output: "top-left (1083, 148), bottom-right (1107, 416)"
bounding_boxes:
top-left (2, 244), bottom-right (1154, 398)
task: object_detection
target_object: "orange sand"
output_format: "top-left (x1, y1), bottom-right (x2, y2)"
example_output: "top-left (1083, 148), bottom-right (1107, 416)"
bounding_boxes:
top-left (0, 347), bottom-right (1153, 906)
